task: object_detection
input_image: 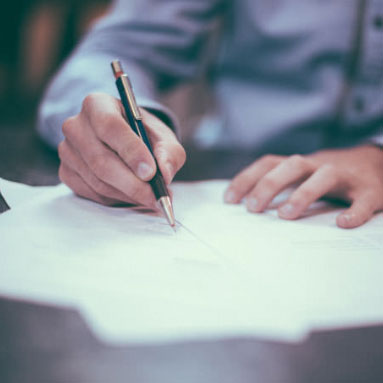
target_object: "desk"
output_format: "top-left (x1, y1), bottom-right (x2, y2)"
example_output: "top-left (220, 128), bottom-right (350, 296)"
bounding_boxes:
top-left (0, 122), bottom-right (382, 383)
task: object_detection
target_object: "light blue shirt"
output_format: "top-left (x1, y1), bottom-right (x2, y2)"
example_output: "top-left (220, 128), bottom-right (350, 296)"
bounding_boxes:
top-left (38, 0), bottom-right (383, 153)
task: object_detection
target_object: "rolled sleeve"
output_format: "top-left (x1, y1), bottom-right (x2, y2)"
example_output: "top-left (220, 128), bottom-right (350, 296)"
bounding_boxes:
top-left (37, 0), bottom-right (224, 148)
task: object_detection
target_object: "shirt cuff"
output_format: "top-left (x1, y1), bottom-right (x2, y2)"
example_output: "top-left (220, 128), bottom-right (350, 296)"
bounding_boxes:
top-left (367, 127), bottom-right (383, 148)
top-left (136, 97), bottom-right (180, 139)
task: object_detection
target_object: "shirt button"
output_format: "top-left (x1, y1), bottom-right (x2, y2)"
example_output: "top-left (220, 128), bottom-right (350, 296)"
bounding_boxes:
top-left (373, 15), bottom-right (383, 29)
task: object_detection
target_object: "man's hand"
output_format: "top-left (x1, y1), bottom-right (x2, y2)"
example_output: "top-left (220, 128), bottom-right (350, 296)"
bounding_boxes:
top-left (224, 146), bottom-right (383, 228)
top-left (58, 93), bottom-right (186, 207)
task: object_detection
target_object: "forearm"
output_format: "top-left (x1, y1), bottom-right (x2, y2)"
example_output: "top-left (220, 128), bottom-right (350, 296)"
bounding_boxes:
top-left (38, 0), bottom-right (224, 148)
top-left (38, 53), bottom-right (171, 148)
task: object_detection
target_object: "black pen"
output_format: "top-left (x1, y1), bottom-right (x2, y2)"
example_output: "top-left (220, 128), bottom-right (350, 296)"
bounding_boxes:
top-left (111, 60), bottom-right (176, 228)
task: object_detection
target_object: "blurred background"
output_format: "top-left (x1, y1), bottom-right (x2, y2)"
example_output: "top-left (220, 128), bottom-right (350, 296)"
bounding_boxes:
top-left (0, 0), bottom-right (208, 131)
top-left (0, 0), bottom-right (214, 185)
top-left (0, 0), bottom-right (111, 123)
top-left (0, 0), bottom-right (111, 185)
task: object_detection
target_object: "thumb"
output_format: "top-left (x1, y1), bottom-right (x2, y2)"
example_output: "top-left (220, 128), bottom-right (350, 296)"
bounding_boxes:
top-left (336, 194), bottom-right (377, 229)
top-left (143, 110), bottom-right (186, 185)
top-left (153, 138), bottom-right (186, 185)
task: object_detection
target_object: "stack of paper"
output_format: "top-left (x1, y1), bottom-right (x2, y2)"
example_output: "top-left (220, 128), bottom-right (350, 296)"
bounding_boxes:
top-left (0, 178), bottom-right (382, 344)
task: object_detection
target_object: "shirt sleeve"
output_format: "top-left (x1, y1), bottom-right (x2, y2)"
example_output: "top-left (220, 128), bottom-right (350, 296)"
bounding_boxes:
top-left (37, 0), bottom-right (225, 148)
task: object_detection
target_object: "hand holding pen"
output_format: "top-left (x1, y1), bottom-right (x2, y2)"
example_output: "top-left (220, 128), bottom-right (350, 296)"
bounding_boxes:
top-left (111, 60), bottom-right (177, 226)
top-left (57, 67), bottom-right (186, 223)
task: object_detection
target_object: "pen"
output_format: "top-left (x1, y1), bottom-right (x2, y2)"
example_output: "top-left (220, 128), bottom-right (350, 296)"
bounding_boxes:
top-left (111, 60), bottom-right (176, 228)
top-left (0, 190), bottom-right (10, 214)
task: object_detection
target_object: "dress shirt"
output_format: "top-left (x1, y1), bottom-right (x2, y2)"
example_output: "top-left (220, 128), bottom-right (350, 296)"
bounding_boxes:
top-left (38, 0), bottom-right (383, 153)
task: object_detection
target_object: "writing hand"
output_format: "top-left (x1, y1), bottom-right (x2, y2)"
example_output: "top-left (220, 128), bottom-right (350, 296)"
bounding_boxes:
top-left (58, 93), bottom-right (186, 207)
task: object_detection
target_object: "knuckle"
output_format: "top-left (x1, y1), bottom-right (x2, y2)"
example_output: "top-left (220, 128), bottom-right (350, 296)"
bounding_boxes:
top-left (360, 193), bottom-right (377, 209)
top-left (154, 143), bottom-right (167, 158)
top-left (89, 155), bottom-right (109, 178)
top-left (288, 154), bottom-right (307, 170)
top-left (62, 116), bottom-right (77, 139)
top-left (168, 143), bottom-right (186, 169)
top-left (176, 145), bottom-right (187, 166)
top-left (320, 163), bottom-right (337, 177)
top-left (231, 170), bottom-right (251, 191)
top-left (82, 93), bottom-right (101, 113)
top-left (57, 142), bottom-right (66, 161)
top-left (261, 174), bottom-right (278, 190)
top-left (97, 114), bottom-right (121, 139)
top-left (295, 187), bottom-right (315, 203)
top-left (58, 165), bottom-right (72, 185)
top-left (229, 175), bottom-right (243, 190)
top-left (96, 122), bottom-right (111, 142)
top-left (321, 164), bottom-right (344, 187)
top-left (260, 154), bottom-right (280, 165)
top-left (118, 145), bottom-right (132, 162)
top-left (88, 176), bottom-right (107, 195)
top-left (120, 143), bottom-right (147, 164)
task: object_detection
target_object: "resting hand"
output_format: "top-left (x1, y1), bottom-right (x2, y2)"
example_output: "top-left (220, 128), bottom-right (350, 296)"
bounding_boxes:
top-left (224, 145), bottom-right (383, 228)
top-left (58, 93), bottom-right (186, 207)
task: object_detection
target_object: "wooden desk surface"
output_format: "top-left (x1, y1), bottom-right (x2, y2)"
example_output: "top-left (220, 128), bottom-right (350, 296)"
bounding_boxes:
top-left (1, 122), bottom-right (382, 383)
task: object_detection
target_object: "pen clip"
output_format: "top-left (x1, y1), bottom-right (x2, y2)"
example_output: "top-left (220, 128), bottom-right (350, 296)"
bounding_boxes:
top-left (111, 60), bottom-right (142, 120)
top-left (120, 75), bottom-right (142, 120)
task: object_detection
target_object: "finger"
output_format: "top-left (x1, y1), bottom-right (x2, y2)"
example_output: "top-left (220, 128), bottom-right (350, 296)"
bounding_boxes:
top-left (82, 94), bottom-right (157, 181)
top-left (224, 155), bottom-right (282, 204)
top-left (63, 115), bottom-right (156, 208)
top-left (278, 164), bottom-right (339, 220)
top-left (59, 163), bottom-right (119, 206)
top-left (58, 140), bottom-right (140, 205)
top-left (143, 109), bottom-right (186, 185)
top-left (245, 155), bottom-right (315, 213)
top-left (336, 194), bottom-right (377, 229)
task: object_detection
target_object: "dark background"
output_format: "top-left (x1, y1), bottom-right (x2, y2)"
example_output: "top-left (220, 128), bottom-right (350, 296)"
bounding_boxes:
top-left (0, 0), bottom-right (111, 185)
top-left (0, 0), bottom-right (110, 122)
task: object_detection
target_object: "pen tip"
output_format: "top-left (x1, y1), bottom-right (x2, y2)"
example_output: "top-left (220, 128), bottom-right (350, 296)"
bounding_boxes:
top-left (158, 196), bottom-right (176, 230)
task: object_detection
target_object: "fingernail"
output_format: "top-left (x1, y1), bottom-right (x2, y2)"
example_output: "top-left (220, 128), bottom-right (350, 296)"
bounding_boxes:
top-left (338, 214), bottom-right (353, 227)
top-left (246, 198), bottom-right (258, 212)
top-left (341, 214), bottom-right (351, 222)
top-left (224, 189), bottom-right (236, 203)
top-left (136, 162), bottom-right (154, 180)
top-left (279, 203), bottom-right (296, 218)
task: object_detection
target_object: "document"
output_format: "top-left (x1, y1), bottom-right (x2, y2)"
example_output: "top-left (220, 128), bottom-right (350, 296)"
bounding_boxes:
top-left (0, 178), bottom-right (382, 344)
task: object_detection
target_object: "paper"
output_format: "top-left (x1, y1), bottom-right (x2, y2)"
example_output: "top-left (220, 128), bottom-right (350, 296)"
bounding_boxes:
top-left (0, 178), bottom-right (382, 344)
top-left (0, 178), bottom-right (50, 208)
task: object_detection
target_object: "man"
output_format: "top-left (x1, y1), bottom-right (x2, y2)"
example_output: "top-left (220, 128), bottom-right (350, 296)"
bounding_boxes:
top-left (38, 0), bottom-right (383, 228)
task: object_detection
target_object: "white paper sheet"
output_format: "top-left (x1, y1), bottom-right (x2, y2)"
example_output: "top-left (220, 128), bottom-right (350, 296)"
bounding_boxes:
top-left (0, 178), bottom-right (51, 208)
top-left (0, 178), bottom-right (382, 344)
